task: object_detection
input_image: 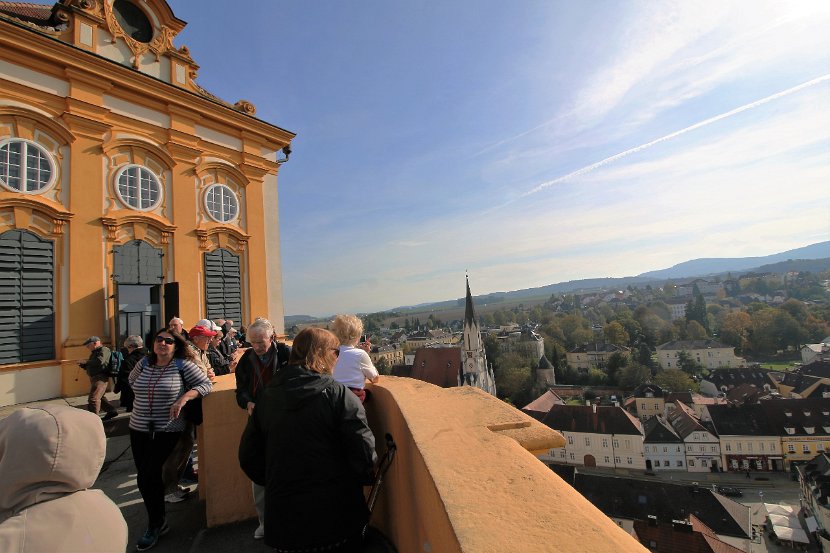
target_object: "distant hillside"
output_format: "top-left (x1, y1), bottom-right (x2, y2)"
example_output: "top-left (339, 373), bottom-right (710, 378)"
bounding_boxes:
top-left (637, 241), bottom-right (830, 280)
top-left (284, 315), bottom-right (318, 326)
top-left (750, 257), bottom-right (830, 275)
top-left (286, 241), bottom-right (830, 319)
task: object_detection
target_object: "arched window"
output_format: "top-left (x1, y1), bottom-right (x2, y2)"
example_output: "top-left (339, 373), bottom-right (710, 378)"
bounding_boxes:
top-left (0, 139), bottom-right (55, 193)
top-left (0, 230), bottom-right (54, 364)
top-left (204, 248), bottom-right (242, 322)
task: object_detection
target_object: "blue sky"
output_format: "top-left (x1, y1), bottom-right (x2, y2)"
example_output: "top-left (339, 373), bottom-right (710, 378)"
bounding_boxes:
top-left (172, 1), bottom-right (830, 317)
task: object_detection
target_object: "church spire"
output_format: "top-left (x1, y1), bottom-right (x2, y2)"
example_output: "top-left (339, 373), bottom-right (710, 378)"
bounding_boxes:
top-left (465, 272), bottom-right (476, 326)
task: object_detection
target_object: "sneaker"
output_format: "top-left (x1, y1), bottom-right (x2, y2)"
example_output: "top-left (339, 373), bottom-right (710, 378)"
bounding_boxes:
top-left (136, 522), bottom-right (169, 551)
top-left (254, 523), bottom-right (265, 540)
top-left (102, 412), bottom-right (118, 421)
top-left (164, 488), bottom-right (189, 503)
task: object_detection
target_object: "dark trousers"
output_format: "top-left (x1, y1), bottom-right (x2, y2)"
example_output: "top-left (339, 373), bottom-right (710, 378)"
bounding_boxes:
top-left (119, 380), bottom-right (135, 411)
top-left (131, 430), bottom-right (181, 528)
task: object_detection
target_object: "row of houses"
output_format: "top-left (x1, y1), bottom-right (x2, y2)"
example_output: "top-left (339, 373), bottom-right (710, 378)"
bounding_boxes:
top-left (525, 396), bottom-right (830, 474)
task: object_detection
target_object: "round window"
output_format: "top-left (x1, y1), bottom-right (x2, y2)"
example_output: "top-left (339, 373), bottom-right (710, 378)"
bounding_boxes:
top-left (112, 0), bottom-right (153, 43)
top-left (116, 165), bottom-right (162, 210)
top-left (0, 139), bottom-right (55, 194)
top-left (204, 184), bottom-right (239, 223)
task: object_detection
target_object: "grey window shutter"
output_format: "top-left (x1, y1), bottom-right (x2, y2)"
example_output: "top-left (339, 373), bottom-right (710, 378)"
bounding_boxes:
top-left (113, 240), bottom-right (163, 284)
top-left (0, 230), bottom-right (54, 364)
top-left (204, 249), bottom-right (242, 322)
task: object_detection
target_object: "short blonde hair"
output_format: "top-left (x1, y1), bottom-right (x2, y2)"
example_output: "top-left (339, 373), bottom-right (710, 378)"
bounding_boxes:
top-left (331, 314), bottom-right (363, 346)
top-left (288, 328), bottom-right (340, 374)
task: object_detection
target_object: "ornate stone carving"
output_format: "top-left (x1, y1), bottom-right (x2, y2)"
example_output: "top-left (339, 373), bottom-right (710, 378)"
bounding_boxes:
top-left (234, 100), bottom-right (257, 116)
top-left (103, 2), bottom-right (178, 69)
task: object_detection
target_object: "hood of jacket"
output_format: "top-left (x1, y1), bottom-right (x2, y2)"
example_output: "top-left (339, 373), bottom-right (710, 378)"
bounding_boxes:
top-left (0, 405), bottom-right (105, 518)
top-left (268, 364), bottom-right (334, 410)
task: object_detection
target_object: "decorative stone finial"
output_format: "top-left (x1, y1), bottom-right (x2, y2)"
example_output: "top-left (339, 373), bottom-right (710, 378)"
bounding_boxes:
top-left (234, 100), bottom-right (256, 115)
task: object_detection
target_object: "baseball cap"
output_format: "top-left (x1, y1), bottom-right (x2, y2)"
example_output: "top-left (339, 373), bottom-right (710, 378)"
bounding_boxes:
top-left (189, 325), bottom-right (217, 338)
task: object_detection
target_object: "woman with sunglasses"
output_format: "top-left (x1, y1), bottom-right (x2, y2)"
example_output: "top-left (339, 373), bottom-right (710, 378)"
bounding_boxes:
top-left (128, 329), bottom-right (212, 551)
top-left (239, 327), bottom-right (376, 552)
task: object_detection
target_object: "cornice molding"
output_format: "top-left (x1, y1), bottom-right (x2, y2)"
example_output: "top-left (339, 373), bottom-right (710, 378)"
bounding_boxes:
top-left (0, 21), bottom-right (295, 145)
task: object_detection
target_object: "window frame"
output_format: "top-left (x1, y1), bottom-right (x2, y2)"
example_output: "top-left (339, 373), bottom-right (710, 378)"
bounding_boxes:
top-left (203, 183), bottom-right (240, 223)
top-left (114, 164), bottom-right (163, 211)
top-left (0, 138), bottom-right (56, 194)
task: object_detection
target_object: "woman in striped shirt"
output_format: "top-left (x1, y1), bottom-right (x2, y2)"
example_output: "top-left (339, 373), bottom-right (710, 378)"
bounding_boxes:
top-left (128, 329), bottom-right (212, 551)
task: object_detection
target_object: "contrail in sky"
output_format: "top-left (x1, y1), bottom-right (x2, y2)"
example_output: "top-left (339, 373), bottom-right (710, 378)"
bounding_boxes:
top-left (521, 74), bottom-right (830, 198)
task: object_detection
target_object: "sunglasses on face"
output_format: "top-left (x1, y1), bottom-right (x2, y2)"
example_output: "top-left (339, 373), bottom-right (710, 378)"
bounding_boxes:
top-left (155, 336), bottom-right (176, 345)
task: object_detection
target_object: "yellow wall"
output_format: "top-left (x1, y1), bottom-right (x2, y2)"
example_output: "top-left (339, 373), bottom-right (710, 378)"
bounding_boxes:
top-left (0, 5), bottom-right (293, 406)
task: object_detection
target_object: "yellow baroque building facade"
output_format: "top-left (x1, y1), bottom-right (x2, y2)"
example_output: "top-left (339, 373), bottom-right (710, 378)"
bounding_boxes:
top-left (0, 0), bottom-right (294, 406)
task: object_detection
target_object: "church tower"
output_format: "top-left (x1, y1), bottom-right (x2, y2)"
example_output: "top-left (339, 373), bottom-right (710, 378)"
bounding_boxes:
top-left (461, 276), bottom-right (497, 396)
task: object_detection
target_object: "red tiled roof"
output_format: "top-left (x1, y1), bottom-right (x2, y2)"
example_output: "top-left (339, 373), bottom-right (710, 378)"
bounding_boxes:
top-left (0, 2), bottom-right (53, 25)
top-left (522, 390), bottom-right (564, 416)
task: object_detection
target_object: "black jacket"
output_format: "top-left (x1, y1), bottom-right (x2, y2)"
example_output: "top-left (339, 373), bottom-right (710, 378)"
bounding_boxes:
top-left (238, 364), bottom-right (376, 551)
top-left (234, 343), bottom-right (290, 410)
top-left (206, 345), bottom-right (230, 376)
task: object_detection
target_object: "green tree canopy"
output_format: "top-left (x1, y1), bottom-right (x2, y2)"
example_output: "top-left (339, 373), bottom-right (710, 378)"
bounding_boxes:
top-left (653, 369), bottom-right (698, 392)
top-left (617, 364), bottom-right (651, 389)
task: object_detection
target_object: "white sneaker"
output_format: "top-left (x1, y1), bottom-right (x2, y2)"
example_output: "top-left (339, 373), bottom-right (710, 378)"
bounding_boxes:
top-left (254, 524), bottom-right (264, 540)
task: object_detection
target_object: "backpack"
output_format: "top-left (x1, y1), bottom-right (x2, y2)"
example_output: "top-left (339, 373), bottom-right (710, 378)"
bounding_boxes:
top-left (108, 349), bottom-right (124, 378)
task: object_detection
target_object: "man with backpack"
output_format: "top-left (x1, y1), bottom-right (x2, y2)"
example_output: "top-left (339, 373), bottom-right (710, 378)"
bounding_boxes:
top-left (79, 336), bottom-right (118, 421)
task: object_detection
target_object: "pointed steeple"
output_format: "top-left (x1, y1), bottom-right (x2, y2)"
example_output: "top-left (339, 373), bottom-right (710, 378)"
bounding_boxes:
top-left (464, 272), bottom-right (476, 326)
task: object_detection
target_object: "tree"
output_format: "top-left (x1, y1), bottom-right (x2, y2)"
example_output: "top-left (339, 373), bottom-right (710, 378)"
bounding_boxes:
top-left (617, 364), bottom-right (651, 389)
top-left (606, 351), bottom-right (628, 385)
top-left (494, 364), bottom-right (533, 404)
top-left (686, 320), bottom-right (708, 341)
top-left (586, 368), bottom-right (607, 386)
top-left (677, 350), bottom-right (702, 375)
top-left (603, 321), bottom-right (630, 347)
top-left (720, 311), bottom-right (751, 353)
top-left (375, 356), bottom-right (391, 375)
top-left (653, 369), bottom-right (698, 392)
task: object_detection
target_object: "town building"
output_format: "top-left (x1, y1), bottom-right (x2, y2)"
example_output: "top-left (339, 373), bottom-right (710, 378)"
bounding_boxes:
top-left (802, 338), bottom-right (830, 364)
top-left (707, 404), bottom-right (784, 471)
top-left (666, 401), bottom-right (722, 472)
top-left (643, 416), bottom-right (686, 471)
top-left (566, 342), bottom-right (629, 370)
top-left (542, 404), bottom-right (645, 470)
top-left (761, 398), bottom-right (830, 470)
top-left (0, 0), bottom-right (293, 406)
top-left (369, 343), bottom-right (404, 368)
top-left (656, 340), bottom-right (745, 370)
top-left (796, 452), bottom-right (830, 550)
top-left (552, 471), bottom-right (750, 547)
top-left (777, 361), bottom-right (830, 399)
top-left (699, 367), bottom-right (777, 397)
top-left (491, 325), bottom-right (545, 360)
top-left (630, 383), bottom-right (666, 421)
